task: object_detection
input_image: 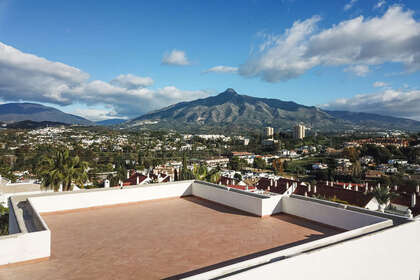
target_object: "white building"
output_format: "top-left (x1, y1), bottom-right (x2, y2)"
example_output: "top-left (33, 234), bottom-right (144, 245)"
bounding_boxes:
top-left (264, 127), bottom-right (274, 137)
top-left (294, 124), bottom-right (305, 139)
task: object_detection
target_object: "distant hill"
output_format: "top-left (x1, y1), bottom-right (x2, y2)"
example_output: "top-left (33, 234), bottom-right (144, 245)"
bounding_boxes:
top-left (126, 88), bottom-right (420, 133)
top-left (5, 120), bottom-right (69, 129)
top-left (95, 119), bottom-right (127, 126)
top-left (326, 111), bottom-right (420, 130)
top-left (0, 103), bottom-right (92, 125)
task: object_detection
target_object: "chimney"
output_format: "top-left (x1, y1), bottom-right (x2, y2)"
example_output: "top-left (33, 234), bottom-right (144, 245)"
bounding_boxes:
top-left (136, 176), bottom-right (140, 185)
top-left (406, 209), bottom-right (413, 219)
top-left (411, 193), bottom-right (416, 208)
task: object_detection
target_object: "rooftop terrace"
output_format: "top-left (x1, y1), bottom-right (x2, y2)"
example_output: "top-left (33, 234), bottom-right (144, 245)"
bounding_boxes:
top-left (0, 196), bottom-right (342, 280)
top-left (0, 180), bottom-right (418, 280)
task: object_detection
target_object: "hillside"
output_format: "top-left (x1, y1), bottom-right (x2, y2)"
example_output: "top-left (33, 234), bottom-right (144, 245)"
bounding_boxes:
top-left (0, 103), bottom-right (92, 125)
top-left (95, 119), bottom-right (127, 126)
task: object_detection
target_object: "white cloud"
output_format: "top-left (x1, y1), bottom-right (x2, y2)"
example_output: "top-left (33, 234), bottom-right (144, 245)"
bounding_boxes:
top-left (344, 65), bottom-right (370, 76)
top-left (203, 65), bottom-right (238, 74)
top-left (373, 81), bottom-right (388, 87)
top-left (0, 41), bottom-right (209, 118)
top-left (374, 0), bottom-right (386, 9)
top-left (72, 108), bottom-right (122, 122)
top-left (161, 49), bottom-right (190, 66)
top-left (321, 89), bottom-right (420, 120)
top-left (0, 41), bottom-right (89, 104)
top-left (111, 74), bottom-right (153, 89)
top-left (344, 0), bottom-right (358, 11)
top-left (240, 5), bottom-right (420, 82)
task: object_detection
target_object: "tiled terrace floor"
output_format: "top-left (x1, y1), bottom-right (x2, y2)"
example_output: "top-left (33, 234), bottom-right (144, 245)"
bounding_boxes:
top-left (0, 196), bottom-right (343, 280)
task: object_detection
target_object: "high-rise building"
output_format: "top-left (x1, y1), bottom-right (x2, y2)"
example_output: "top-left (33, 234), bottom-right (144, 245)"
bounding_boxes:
top-left (294, 124), bottom-right (305, 139)
top-left (264, 126), bottom-right (274, 137)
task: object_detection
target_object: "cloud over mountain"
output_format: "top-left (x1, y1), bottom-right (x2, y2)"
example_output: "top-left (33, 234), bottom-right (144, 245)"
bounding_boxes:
top-left (239, 5), bottom-right (420, 82)
top-left (203, 66), bottom-right (238, 74)
top-left (0, 42), bottom-right (208, 118)
top-left (321, 89), bottom-right (420, 121)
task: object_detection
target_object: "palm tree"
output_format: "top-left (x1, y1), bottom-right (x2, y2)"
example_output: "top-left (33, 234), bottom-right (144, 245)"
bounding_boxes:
top-left (192, 164), bottom-right (208, 181)
top-left (38, 149), bottom-right (89, 191)
top-left (205, 167), bottom-right (221, 184)
top-left (371, 186), bottom-right (398, 212)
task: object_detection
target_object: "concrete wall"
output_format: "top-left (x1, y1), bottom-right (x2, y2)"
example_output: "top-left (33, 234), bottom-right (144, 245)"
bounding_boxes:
top-left (0, 198), bottom-right (50, 266)
top-left (0, 230), bottom-right (50, 266)
top-left (29, 181), bottom-right (193, 213)
top-left (261, 195), bottom-right (283, 216)
top-left (7, 198), bottom-right (19, 234)
top-left (222, 219), bottom-right (420, 280)
top-left (191, 182), bottom-right (263, 216)
top-left (282, 196), bottom-right (387, 230)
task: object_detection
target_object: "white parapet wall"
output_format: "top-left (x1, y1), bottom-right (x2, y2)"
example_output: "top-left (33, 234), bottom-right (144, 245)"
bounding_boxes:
top-left (221, 219), bottom-right (420, 280)
top-left (0, 230), bottom-right (51, 266)
top-left (29, 181), bottom-right (193, 213)
top-left (191, 182), bottom-right (264, 216)
top-left (0, 199), bottom-right (51, 266)
top-left (282, 196), bottom-right (387, 230)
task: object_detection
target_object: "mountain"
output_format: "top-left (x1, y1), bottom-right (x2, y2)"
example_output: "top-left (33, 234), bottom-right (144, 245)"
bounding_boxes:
top-left (326, 111), bottom-right (420, 130)
top-left (95, 118), bottom-right (127, 126)
top-left (5, 120), bottom-right (69, 129)
top-left (127, 88), bottom-right (420, 133)
top-left (0, 103), bottom-right (92, 125)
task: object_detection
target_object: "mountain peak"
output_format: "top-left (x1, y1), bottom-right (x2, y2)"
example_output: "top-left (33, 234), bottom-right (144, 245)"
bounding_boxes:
top-left (219, 88), bottom-right (239, 96)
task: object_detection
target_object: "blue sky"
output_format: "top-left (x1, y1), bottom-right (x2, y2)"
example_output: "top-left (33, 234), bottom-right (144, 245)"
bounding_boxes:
top-left (0, 0), bottom-right (419, 121)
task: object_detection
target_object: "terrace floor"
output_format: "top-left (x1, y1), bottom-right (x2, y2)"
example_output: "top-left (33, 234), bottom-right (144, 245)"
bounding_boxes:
top-left (0, 196), bottom-right (343, 280)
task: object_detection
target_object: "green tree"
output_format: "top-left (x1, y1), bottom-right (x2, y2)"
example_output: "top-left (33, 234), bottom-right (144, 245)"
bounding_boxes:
top-left (234, 173), bottom-right (242, 182)
top-left (372, 186), bottom-right (398, 206)
top-left (228, 156), bottom-right (243, 171)
top-left (0, 205), bottom-right (8, 236)
top-left (193, 164), bottom-right (208, 180)
top-left (38, 149), bottom-right (89, 191)
top-left (180, 154), bottom-right (194, 180)
top-left (253, 157), bottom-right (266, 170)
top-left (205, 167), bottom-right (221, 184)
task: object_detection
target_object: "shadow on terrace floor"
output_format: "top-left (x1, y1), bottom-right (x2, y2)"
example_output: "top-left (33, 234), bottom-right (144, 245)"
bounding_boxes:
top-left (163, 232), bottom-right (332, 280)
top-left (181, 196), bottom-right (258, 217)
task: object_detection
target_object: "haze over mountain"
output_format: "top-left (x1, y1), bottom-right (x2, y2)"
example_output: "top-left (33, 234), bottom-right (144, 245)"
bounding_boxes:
top-left (128, 89), bottom-right (420, 133)
top-left (0, 103), bottom-right (92, 125)
top-left (95, 119), bottom-right (127, 126)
